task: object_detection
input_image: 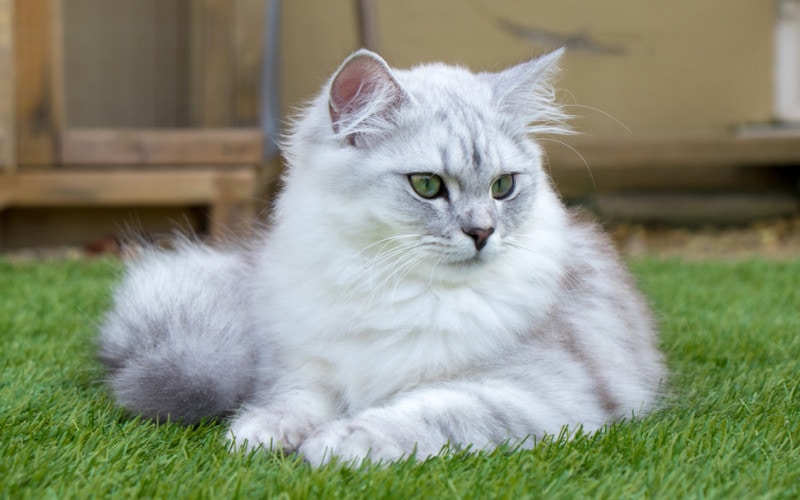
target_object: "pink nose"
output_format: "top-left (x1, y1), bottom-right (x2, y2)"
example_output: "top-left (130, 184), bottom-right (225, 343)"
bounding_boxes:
top-left (462, 227), bottom-right (495, 251)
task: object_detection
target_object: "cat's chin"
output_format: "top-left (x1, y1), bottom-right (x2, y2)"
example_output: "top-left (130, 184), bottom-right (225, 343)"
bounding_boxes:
top-left (428, 252), bottom-right (499, 283)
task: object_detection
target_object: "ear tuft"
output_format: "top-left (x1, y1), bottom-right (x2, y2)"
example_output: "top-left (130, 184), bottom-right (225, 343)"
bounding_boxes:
top-left (329, 50), bottom-right (408, 144)
top-left (486, 48), bottom-right (572, 136)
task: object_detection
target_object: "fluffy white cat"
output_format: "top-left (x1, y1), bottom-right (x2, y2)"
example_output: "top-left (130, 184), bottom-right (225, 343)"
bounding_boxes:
top-left (98, 49), bottom-right (666, 465)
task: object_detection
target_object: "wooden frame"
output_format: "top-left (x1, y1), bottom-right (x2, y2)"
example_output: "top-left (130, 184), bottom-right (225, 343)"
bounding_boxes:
top-left (0, 0), bottom-right (14, 174)
top-left (11, 165), bottom-right (257, 234)
top-left (61, 129), bottom-right (263, 165)
top-left (189, 0), bottom-right (265, 127)
top-left (2, 0), bottom-right (266, 242)
top-left (544, 134), bottom-right (800, 171)
top-left (0, 0), bottom-right (15, 227)
top-left (14, 0), bottom-right (62, 166)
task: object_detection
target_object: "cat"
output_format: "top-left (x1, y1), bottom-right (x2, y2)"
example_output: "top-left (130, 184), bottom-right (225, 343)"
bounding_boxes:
top-left (98, 48), bottom-right (666, 465)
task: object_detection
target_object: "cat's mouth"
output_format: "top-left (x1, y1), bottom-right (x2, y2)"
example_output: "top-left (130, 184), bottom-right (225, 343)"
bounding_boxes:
top-left (425, 253), bottom-right (494, 284)
top-left (442, 249), bottom-right (491, 268)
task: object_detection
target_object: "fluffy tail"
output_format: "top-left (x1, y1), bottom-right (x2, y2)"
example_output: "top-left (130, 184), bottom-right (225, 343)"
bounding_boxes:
top-left (98, 244), bottom-right (265, 424)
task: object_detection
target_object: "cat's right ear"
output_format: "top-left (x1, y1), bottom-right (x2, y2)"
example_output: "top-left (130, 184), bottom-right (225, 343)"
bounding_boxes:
top-left (484, 48), bottom-right (572, 136)
top-left (328, 50), bottom-right (409, 145)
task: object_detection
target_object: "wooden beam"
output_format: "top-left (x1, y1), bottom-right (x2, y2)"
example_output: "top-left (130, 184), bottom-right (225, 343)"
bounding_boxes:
top-left (60, 128), bottom-right (264, 165)
top-left (0, 0), bottom-right (15, 170)
top-left (0, 169), bottom-right (12, 249)
top-left (0, 138), bottom-right (9, 170)
top-left (15, 0), bottom-right (63, 165)
top-left (14, 166), bottom-right (257, 206)
top-left (208, 169), bottom-right (258, 240)
top-left (544, 135), bottom-right (800, 170)
top-left (0, 171), bottom-right (16, 207)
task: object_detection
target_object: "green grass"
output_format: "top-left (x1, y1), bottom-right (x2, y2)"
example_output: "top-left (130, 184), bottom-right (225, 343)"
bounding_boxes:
top-left (2, 257), bottom-right (799, 498)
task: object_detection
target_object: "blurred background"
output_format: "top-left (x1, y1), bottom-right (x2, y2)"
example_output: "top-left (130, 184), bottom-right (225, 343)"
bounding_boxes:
top-left (1, 0), bottom-right (799, 256)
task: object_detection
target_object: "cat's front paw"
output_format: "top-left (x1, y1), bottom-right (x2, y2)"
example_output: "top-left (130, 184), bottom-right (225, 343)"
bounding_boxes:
top-left (228, 407), bottom-right (318, 453)
top-left (298, 419), bottom-right (406, 466)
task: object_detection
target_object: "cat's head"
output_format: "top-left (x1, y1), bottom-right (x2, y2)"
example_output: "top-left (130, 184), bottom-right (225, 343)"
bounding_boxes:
top-left (281, 50), bottom-right (570, 282)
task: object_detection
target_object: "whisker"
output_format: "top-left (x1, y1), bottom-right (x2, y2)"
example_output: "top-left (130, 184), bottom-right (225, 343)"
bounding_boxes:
top-left (335, 246), bottom-right (408, 301)
top-left (557, 88), bottom-right (631, 133)
top-left (354, 234), bottom-right (422, 257)
top-left (388, 252), bottom-right (429, 303)
top-left (562, 103), bottom-right (632, 134)
top-left (538, 137), bottom-right (595, 190)
top-left (367, 248), bottom-right (424, 303)
top-left (427, 254), bottom-right (447, 287)
top-left (340, 238), bottom-right (432, 305)
top-left (338, 245), bottom-right (413, 302)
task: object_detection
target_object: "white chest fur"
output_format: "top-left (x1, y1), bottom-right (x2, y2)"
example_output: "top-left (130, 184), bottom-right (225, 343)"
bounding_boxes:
top-left (255, 238), bottom-right (564, 412)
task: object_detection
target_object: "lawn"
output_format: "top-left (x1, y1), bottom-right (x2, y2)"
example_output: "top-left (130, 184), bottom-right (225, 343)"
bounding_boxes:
top-left (2, 257), bottom-right (799, 498)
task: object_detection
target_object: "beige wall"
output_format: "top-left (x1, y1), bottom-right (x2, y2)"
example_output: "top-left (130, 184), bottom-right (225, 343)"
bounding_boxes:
top-left (61, 0), bottom-right (776, 137)
top-left (280, 0), bottom-right (773, 138)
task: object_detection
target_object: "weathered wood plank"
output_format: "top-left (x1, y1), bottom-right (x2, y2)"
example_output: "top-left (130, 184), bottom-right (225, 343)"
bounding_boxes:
top-left (208, 169), bottom-right (257, 239)
top-left (0, 0), bottom-right (15, 170)
top-left (544, 135), bottom-right (800, 170)
top-left (594, 192), bottom-right (800, 226)
top-left (0, 171), bottom-right (16, 207)
top-left (14, 166), bottom-right (257, 206)
top-left (233, 0), bottom-right (265, 127)
top-left (189, 0), bottom-right (264, 128)
top-left (190, 0), bottom-right (235, 127)
top-left (60, 128), bottom-right (264, 165)
top-left (15, 0), bottom-right (63, 165)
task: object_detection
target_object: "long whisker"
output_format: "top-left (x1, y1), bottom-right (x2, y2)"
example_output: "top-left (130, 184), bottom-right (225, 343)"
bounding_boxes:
top-left (338, 236), bottom-right (429, 303)
top-left (338, 245), bottom-right (414, 302)
top-left (331, 244), bottom-right (426, 333)
top-left (562, 103), bottom-right (632, 133)
top-left (557, 88), bottom-right (631, 133)
top-left (427, 254), bottom-right (446, 287)
top-left (387, 251), bottom-right (429, 303)
top-left (354, 234), bottom-right (422, 256)
top-left (372, 240), bottom-right (439, 302)
top-left (538, 137), bottom-right (595, 190)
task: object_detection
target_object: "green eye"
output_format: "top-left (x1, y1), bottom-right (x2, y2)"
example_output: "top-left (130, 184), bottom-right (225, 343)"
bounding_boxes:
top-left (491, 174), bottom-right (515, 199)
top-left (409, 173), bottom-right (445, 199)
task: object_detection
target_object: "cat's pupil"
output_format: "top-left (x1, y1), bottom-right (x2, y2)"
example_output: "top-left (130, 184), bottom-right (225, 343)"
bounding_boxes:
top-left (409, 173), bottom-right (445, 199)
top-left (491, 174), bottom-right (515, 199)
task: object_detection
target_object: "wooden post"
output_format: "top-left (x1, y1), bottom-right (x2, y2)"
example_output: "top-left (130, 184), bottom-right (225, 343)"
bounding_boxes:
top-left (189, 0), bottom-right (264, 128)
top-left (208, 168), bottom-right (257, 241)
top-left (233, 0), bottom-right (265, 127)
top-left (1, 0), bottom-right (15, 248)
top-left (190, 0), bottom-right (234, 127)
top-left (0, 0), bottom-right (15, 172)
top-left (14, 0), bottom-right (63, 165)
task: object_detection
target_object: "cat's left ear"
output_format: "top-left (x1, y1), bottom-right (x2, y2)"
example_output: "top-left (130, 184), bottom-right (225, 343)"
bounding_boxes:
top-left (328, 50), bottom-right (410, 145)
top-left (483, 48), bottom-right (571, 135)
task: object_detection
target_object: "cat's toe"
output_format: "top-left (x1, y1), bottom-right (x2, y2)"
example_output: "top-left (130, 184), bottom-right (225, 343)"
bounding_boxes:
top-left (227, 407), bottom-right (316, 453)
top-left (298, 420), bottom-right (406, 466)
